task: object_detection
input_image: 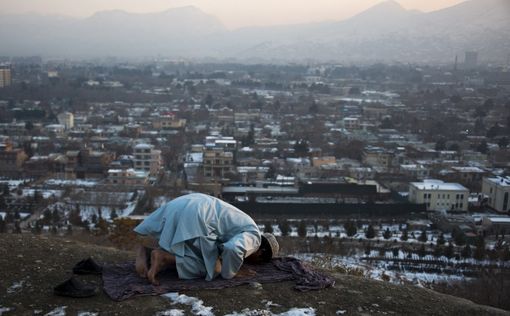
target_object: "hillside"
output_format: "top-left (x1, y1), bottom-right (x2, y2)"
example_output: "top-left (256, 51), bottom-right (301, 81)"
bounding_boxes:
top-left (0, 234), bottom-right (508, 315)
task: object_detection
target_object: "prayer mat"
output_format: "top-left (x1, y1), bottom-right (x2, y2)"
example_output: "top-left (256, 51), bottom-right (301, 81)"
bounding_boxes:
top-left (102, 257), bottom-right (335, 301)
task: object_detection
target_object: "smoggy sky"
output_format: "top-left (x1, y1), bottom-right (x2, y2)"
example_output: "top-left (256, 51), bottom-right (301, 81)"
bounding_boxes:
top-left (0, 0), bottom-right (467, 29)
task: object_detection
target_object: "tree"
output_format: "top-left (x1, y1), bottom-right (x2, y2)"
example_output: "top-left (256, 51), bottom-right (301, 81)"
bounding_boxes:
top-left (380, 117), bottom-right (394, 129)
top-left (2, 183), bottom-right (9, 196)
top-left (0, 195), bottom-right (7, 210)
top-left (434, 245), bottom-right (444, 257)
top-left (392, 248), bottom-right (399, 258)
top-left (25, 121), bottom-right (34, 131)
top-left (96, 218), bottom-right (109, 235)
top-left (500, 245), bottom-right (510, 261)
top-left (418, 244), bottom-right (426, 258)
top-left (279, 220), bottom-right (290, 237)
top-left (69, 207), bottom-right (83, 226)
top-left (435, 138), bottom-right (447, 151)
top-left (473, 236), bottom-right (486, 261)
top-left (66, 224), bottom-right (73, 235)
top-left (418, 230), bottom-right (428, 243)
top-left (453, 229), bottom-right (466, 246)
top-left (461, 244), bottom-right (472, 259)
top-left (297, 221), bottom-right (307, 238)
top-left (91, 214), bottom-right (98, 224)
top-left (437, 233), bottom-right (446, 245)
top-left (487, 124), bottom-right (501, 139)
top-left (365, 225), bottom-right (376, 239)
top-left (204, 93), bottom-right (214, 106)
top-left (498, 137), bottom-right (509, 149)
top-left (265, 222), bottom-right (274, 234)
top-left (344, 221), bottom-right (357, 237)
top-left (33, 190), bottom-right (43, 204)
top-left (445, 243), bottom-right (455, 259)
top-left (293, 139), bottom-right (309, 157)
top-left (474, 118), bottom-right (486, 134)
top-left (383, 228), bottom-right (392, 240)
top-left (52, 209), bottom-right (60, 224)
top-left (0, 217), bottom-right (6, 233)
top-left (110, 209), bottom-right (118, 221)
top-left (476, 140), bottom-right (488, 154)
top-left (401, 229), bottom-right (409, 241)
top-left (364, 243), bottom-right (371, 256)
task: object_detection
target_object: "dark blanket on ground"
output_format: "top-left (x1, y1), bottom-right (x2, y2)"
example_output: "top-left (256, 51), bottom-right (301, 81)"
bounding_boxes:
top-left (102, 257), bottom-right (335, 301)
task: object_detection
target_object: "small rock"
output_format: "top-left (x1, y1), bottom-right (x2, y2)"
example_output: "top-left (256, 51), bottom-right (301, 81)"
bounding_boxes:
top-left (249, 282), bottom-right (263, 290)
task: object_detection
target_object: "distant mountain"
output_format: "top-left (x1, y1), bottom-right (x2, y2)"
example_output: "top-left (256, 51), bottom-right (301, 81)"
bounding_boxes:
top-left (0, 6), bottom-right (226, 57)
top-left (0, 1), bottom-right (508, 63)
top-left (224, 0), bottom-right (510, 63)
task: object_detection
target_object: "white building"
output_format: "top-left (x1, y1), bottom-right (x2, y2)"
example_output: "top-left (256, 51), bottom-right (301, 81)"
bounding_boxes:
top-left (409, 179), bottom-right (469, 211)
top-left (57, 112), bottom-right (74, 130)
top-left (482, 176), bottom-right (510, 213)
top-left (133, 143), bottom-right (162, 176)
top-left (343, 117), bottom-right (360, 130)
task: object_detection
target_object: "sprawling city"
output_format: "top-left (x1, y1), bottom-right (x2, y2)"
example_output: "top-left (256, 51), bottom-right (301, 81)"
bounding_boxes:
top-left (0, 0), bottom-right (509, 315)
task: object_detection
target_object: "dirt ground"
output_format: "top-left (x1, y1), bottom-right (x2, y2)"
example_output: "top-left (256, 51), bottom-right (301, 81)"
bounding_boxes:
top-left (0, 234), bottom-right (509, 316)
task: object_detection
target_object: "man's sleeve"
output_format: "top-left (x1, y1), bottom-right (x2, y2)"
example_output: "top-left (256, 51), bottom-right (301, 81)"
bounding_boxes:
top-left (220, 231), bottom-right (261, 279)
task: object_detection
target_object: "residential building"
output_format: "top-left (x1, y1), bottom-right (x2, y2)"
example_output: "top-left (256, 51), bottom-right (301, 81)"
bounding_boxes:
top-left (441, 166), bottom-right (486, 192)
top-left (312, 156), bottom-right (336, 168)
top-left (400, 164), bottom-right (429, 179)
top-left (409, 179), bottom-right (469, 211)
top-left (133, 143), bottom-right (162, 175)
top-left (203, 148), bottom-right (234, 179)
top-left (152, 115), bottom-right (186, 129)
top-left (343, 117), bottom-right (360, 130)
top-left (482, 176), bottom-right (510, 213)
top-left (0, 142), bottom-right (28, 177)
top-left (57, 112), bottom-right (74, 130)
top-left (107, 168), bottom-right (148, 188)
top-left (0, 64), bottom-right (11, 88)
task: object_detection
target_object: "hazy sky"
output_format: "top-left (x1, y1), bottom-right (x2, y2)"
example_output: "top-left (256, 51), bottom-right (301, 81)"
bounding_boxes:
top-left (0, 0), bottom-right (467, 29)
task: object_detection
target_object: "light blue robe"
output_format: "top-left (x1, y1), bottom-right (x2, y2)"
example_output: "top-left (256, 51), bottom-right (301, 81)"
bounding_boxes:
top-left (134, 193), bottom-right (261, 281)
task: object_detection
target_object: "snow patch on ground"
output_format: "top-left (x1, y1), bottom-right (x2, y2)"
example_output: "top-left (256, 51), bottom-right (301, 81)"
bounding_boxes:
top-left (45, 179), bottom-right (98, 187)
top-left (77, 312), bottom-right (99, 316)
top-left (7, 280), bottom-right (25, 294)
top-left (155, 310), bottom-right (185, 316)
top-left (162, 293), bottom-right (214, 316)
top-left (226, 308), bottom-right (315, 316)
top-left (160, 293), bottom-right (315, 316)
top-left (22, 188), bottom-right (62, 199)
top-left (0, 307), bottom-right (13, 315)
top-left (44, 306), bottom-right (66, 316)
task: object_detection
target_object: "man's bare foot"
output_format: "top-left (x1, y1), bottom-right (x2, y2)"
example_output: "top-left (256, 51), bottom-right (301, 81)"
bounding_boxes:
top-left (147, 248), bottom-right (176, 286)
top-left (135, 245), bottom-right (149, 278)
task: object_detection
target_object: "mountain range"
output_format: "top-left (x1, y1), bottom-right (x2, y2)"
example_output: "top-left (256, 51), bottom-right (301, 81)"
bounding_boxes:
top-left (0, 0), bottom-right (508, 63)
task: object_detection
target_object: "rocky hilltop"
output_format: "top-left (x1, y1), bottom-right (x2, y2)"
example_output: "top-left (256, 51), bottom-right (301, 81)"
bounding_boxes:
top-left (0, 234), bottom-right (508, 315)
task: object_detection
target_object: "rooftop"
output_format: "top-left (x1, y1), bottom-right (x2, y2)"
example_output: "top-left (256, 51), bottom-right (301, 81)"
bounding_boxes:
top-left (485, 176), bottom-right (510, 187)
top-left (411, 179), bottom-right (468, 191)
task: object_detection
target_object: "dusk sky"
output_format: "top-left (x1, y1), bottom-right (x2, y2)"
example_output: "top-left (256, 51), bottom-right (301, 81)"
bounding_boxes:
top-left (0, 0), bottom-right (468, 29)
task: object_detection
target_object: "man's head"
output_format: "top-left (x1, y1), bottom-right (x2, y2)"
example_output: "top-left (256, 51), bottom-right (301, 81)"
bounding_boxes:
top-left (245, 233), bottom-right (279, 264)
top-left (261, 233), bottom-right (279, 260)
